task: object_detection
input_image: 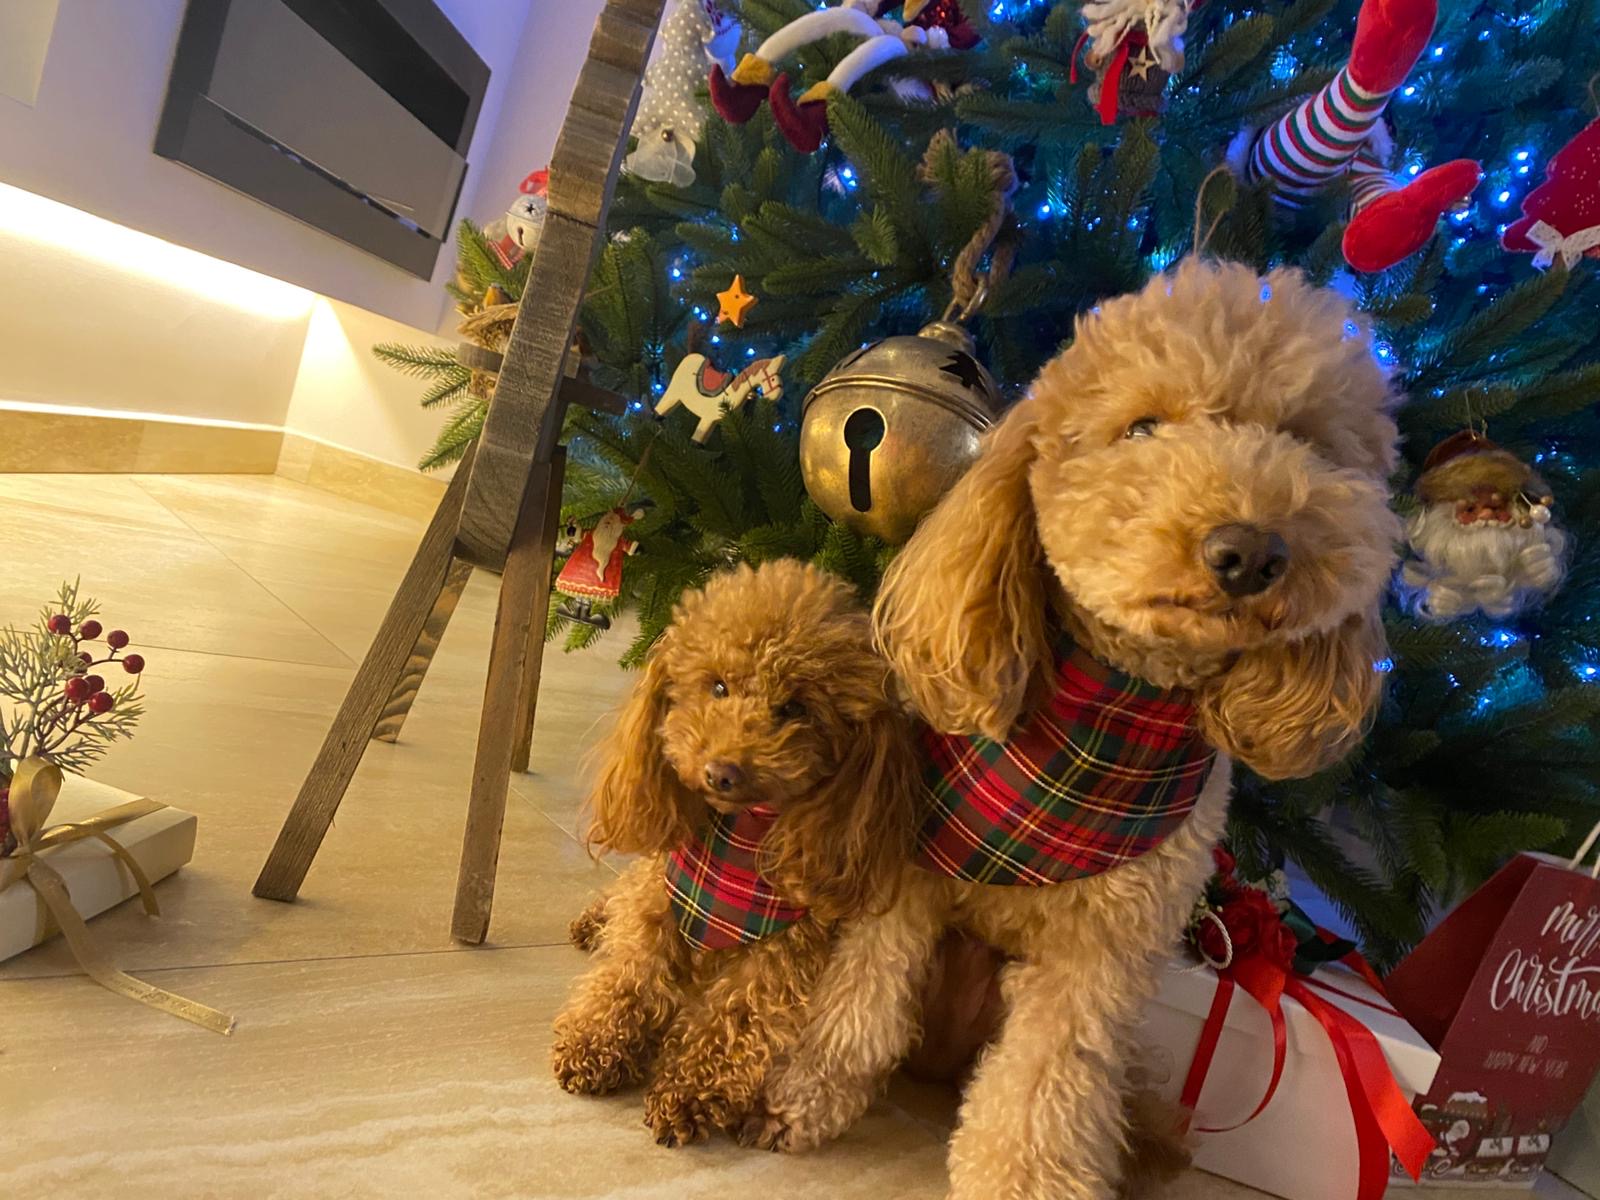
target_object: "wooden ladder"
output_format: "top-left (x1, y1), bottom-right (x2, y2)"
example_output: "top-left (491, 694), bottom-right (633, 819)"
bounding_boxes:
top-left (253, 0), bottom-right (668, 945)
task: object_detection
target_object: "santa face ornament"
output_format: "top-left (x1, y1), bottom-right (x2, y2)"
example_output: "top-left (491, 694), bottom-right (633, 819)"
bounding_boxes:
top-left (1399, 431), bottom-right (1569, 622)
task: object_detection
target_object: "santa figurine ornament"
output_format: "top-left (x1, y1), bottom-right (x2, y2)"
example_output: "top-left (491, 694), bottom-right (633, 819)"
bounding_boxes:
top-left (1231, 0), bottom-right (1481, 274)
top-left (709, 0), bottom-right (979, 154)
top-left (1399, 430), bottom-right (1568, 622)
top-left (554, 507), bottom-right (645, 630)
top-left (1502, 116), bottom-right (1600, 269)
top-left (1075, 0), bottom-right (1195, 124)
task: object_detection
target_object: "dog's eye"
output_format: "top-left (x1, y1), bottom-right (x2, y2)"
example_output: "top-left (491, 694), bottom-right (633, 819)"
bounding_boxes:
top-left (1125, 418), bottom-right (1160, 439)
top-left (711, 679), bottom-right (729, 698)
top-left (775, 698), bottom-right (806, 722)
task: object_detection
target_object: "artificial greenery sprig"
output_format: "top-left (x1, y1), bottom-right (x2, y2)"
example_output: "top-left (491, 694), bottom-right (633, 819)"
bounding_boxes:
top-left (0, 581), bottom-right (146, 777)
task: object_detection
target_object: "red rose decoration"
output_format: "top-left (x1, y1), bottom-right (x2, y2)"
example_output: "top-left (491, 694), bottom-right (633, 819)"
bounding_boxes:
top-left (1219, 888), bottom-right (1281, 957)
top-left (1212, 845), bottom-right (1237, 878)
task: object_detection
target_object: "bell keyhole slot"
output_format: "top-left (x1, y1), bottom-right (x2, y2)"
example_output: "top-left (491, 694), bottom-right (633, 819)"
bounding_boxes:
top-left (843, 407), bottom-right (886, 514)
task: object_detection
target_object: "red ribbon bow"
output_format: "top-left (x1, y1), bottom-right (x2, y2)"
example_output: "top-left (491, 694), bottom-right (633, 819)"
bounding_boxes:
top-left (1178, 936), bottom-right (1436, 1200)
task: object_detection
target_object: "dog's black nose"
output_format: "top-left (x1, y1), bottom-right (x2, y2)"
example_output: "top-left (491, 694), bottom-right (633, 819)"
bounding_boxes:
top-left (704, 761), bottom-right (745, 793)
top-left (1202, 524), bottom-right (1289, 598)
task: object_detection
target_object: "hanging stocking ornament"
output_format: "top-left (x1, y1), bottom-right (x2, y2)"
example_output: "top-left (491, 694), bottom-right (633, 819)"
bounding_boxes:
top-left (555, 507), bottom-right (647, 630)
top-left (1075, 0), bottom-right (1192, 124)
top-left (624, 0), bottom-right (740, 188)
top-left (1399, 431), bottom-right (1568, 622)
top-left (1232, 0), bottom-right (1481, 274)
top-left (1502, 116), bottom-right (1600, 269)
top-left (710, 1), bottom-right (979, 155)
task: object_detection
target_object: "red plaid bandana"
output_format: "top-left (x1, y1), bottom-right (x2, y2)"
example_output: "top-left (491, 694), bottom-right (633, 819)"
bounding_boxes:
top-left (665, 805), bottom-right (807, 951)
top-left (914, 634), bottom-right (1215, 886)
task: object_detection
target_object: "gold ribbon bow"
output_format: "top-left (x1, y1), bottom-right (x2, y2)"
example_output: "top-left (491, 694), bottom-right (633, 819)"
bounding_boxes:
top-left (0, 758), bottom-right (234, 1034)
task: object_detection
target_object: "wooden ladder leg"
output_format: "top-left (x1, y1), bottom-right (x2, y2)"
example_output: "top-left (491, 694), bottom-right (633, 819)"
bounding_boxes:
top-left (510, 586), bottom-right (552, 775)
top-left (451, 450), bottom-right (566, 944)
top-left (372, 558), bottom-right (475, 744)
top-left (253, 455), bottom-right (473, 902)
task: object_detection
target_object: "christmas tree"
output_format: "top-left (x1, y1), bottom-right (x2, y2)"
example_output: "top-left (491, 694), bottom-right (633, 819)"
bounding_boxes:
top-left (387, 0), bottom-right (1600, 963)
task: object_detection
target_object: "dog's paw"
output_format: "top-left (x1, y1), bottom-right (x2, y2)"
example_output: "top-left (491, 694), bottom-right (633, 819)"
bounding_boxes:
top-left (737, 1105), bottom-right (792, 1152)
top-left (643, 1084), bottom-right (724, 1148)
top-left (736, 1103), bottom-right (819, 1154)
top-left (568, 901), bottom-right (606, 953)
top-left (550, 1025), bottom-right (645, 1096)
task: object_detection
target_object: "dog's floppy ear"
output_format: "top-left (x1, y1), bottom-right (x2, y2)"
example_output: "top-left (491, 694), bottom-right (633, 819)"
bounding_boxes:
top-left (1197, 609), bottom-right (1387, 780)
top-left (873, 403), bottom-right (1049, 740)
top-left (761, 704), bottom-right (919, 922)
top-left (584, 639), bottom-right (696, 856)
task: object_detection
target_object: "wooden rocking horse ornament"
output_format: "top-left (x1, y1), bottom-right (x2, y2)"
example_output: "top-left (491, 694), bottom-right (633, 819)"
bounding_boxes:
top-left (253, 0), bottom-right (669, 945)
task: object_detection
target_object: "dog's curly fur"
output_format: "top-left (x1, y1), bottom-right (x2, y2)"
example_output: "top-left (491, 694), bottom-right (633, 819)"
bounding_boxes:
top-left (550, 559), bottom-right (918, 1146)
top-left (745, 260), bottom-right (1403, 1200)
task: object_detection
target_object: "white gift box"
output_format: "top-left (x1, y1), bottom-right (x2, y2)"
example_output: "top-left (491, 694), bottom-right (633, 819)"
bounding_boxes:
top-left (1140, 960), bottom-right (1442, 1200)
top-left (0, 774), bottom-right (196, 964)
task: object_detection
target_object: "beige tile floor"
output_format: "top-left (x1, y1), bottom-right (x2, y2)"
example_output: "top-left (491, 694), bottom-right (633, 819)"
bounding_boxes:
top-left (0, 472), bottom-right (1589, 1200)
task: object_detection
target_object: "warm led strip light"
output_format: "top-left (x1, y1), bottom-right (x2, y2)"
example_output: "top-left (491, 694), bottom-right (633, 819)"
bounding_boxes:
top-left (0, 180), bottom-right (316, 322)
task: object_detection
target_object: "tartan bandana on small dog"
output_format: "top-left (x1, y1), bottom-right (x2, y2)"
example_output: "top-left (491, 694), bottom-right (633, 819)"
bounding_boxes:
top-left (666, 805), bottom-right (807, 951)
top-left (915, 633), bottom-right (1215, 886)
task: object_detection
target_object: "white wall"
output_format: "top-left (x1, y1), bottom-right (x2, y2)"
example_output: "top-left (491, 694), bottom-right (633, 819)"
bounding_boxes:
top-left (469, 0), bottom-right (608, 229)
top-left (284, 298), bottom-right (459, 470)
top-left (0, 0), bottom-right (534, 332)
top-left (0, 0), bottom-right (624, 471)
top-left (0, 182), bottom-right (311, 427)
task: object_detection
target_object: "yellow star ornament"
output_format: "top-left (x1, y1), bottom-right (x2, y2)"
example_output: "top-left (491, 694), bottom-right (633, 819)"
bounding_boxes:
top-left (716, 275), bottom-right (758, 327)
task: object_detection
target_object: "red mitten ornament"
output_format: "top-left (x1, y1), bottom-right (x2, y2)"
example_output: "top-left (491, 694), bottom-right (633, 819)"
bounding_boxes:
top-left (1502, 116), bottom-right (1600, 269)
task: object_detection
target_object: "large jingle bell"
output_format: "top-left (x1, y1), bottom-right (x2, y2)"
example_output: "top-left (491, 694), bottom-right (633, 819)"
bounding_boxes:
top-left (800, 319), bottom-right (1000, 544)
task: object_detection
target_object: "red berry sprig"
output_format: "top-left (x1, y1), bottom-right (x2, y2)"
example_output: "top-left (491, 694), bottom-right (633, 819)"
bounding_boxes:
top-left (26, 606), bottom-right (146, 763)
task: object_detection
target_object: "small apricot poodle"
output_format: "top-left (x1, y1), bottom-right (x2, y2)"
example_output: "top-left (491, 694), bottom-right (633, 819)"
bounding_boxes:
top-left (550, 559), bottom-right (917, 1146)
top-left (747, 259), bottom-right (1403, 1200)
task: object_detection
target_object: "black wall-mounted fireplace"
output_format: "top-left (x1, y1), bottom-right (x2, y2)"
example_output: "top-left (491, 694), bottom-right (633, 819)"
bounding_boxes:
top-left (156, 0), bottom-right (490, 279)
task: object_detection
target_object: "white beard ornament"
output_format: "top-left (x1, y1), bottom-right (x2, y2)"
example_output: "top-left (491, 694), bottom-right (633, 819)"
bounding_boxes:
top-left (1399, 431), bottom-right (1568, 622)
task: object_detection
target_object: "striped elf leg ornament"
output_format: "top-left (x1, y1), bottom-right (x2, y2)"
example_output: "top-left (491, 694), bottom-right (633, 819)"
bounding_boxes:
top-left (1242, 0), bottom-right (1480, 272)
top-left (1248, 67), bottom-right (1395, 211)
